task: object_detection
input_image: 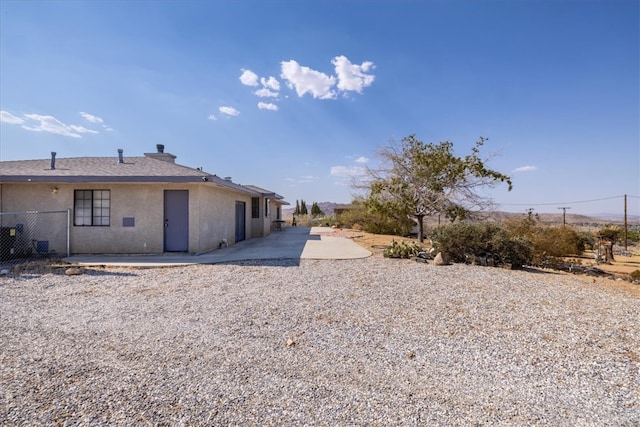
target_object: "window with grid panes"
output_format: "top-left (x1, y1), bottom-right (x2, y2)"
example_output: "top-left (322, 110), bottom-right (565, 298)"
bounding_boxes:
top-left (74, 190), bottom-right (110, 226)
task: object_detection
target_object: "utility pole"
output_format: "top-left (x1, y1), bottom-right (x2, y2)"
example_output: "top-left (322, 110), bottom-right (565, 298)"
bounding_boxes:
top-left (624, 194), bottom-right (628, 251)
top-left (558, 207), bottom-right (571, 226)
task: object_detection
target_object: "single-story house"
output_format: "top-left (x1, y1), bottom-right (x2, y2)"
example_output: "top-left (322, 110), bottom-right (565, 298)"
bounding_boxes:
top-left (0, 145), bottom-right (288, 255)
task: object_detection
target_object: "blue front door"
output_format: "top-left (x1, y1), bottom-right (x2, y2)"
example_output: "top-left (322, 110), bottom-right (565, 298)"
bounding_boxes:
top-left (164, 190), bottom-right (189, 252)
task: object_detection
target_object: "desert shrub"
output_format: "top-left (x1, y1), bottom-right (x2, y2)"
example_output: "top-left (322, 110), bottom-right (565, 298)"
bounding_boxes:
top-left (383, 240), bottom-right (423, 258)
top-left (532, 227), bottom-right (582, 258)
top-left (312, 216), bottom-right (336, 227)
top-left (576, 231), bottom-right (596, 251)
top-left (630, 269), bottom-right (640, 281)
top-left (626, 228), bottom-right (640, 244)
top-left (338, 203), bottom-right (413, 236)
top-left (431, 222), bottom-right (533, 267)
top-left (598, 224), bottom-right (621, 243)
top-left (503, 217), bottom-right (585, 266)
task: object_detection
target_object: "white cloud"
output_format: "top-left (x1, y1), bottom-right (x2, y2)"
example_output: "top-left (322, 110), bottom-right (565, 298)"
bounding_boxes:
top-left (261, 76), bottom-right (280, 91)
top-left (79, 111), bottom-right (104, 124)
top-left (21, 114), bottom-right (91, 138)
top-left (3, 110), bottom-right (106, 137)
top-left (239, 69), bottom-right (259, 86)
top-left (513, 165), bottom-right (537, 173)
top-left (69, 124), bottom-right (98, 134)
top-left (219, 106), bottom-right (240, 117)
top-left (332, 55), bottom-right (375, 93)
top-left (330, 165), bottom-right (366, 178)
top-left (0, 110), bottom-right (25, 124)
top-left (208, 114), bottom-right (217, 121)
top-left (254, 87), bottom-right (279, 98)
top-left (355, 156), bottom-right (369, 164)
top-left (280, 60), bottom-right (336, 99)
top-left (258, 102), bottom-right (278, 111)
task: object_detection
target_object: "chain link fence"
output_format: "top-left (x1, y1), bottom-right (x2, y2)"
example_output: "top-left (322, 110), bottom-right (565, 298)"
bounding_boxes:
top-left (0, 210), bottom-right (70, 268)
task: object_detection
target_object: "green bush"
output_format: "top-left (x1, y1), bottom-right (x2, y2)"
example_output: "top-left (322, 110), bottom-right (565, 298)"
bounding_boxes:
top-left (630, 269), bottom-right (640, 281)
top-left (626, 228), bottom-right (640, 243)
top-left (383, 240), bottom-right (424, 258)
top-left (576, 231), bottom-right (596, 251)
top-left (431, 222), bottom-right (533, 267)
top-left (338, 203), bottom-right (414, 236)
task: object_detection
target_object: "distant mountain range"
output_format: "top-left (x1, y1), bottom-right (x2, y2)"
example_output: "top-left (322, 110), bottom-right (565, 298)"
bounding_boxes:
top-left (283, 202), bottom-right (640, 226)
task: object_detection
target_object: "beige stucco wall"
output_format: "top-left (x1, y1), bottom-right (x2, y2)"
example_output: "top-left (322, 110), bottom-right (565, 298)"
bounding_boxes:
top-left (249, 197), bottom-right (287, 238)
top-left (0, 183), bottom-right (70, 257)
top-left (0, 182), bottom-right (254, 254)
top-left (191, 184), bottom-right (252, 253)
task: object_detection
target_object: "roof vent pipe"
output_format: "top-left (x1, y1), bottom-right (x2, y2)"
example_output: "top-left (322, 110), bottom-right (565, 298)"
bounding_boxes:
top-left (50, 152), bottom-right (56, 170)
top-left (117, 149), bottom-right (124, 164)
top-left (156, 144), bottom-right (164, 153)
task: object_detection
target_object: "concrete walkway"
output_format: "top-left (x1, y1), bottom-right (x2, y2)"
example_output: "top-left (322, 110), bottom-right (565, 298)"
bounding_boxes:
top-left (64, 226), bottom-right (371, 267)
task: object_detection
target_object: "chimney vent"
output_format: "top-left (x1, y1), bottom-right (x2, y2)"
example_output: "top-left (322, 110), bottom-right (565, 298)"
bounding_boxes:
top-left (117, 149), bottom-right (124, 164)
top-left (156, 144), bottom-right (165, 153)
top-left (50, 152), bottom-right (57, 170)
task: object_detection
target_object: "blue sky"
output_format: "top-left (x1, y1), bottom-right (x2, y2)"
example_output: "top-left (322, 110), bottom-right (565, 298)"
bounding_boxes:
top-left (1, 0), bottom-right (638, 216)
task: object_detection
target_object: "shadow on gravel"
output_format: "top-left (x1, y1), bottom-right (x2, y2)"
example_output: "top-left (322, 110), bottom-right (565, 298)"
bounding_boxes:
top-left (3, 269), bottom-right (139, 280)
top-left (210, 258), bottom-right (302, 268)
top-left (520, 267), bottom-right (562, 276)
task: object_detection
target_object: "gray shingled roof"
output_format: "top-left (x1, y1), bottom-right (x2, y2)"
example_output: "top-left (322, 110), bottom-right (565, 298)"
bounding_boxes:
top-left (0, 155), bottom-right (261, 196)
top-left (243, 184), bottom-right (287, 203)
top-left (0, 156), bottom-right (203, 177)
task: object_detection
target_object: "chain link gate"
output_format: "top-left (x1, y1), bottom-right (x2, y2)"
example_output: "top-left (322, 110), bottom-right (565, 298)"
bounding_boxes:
top-left (0, 210), bottom-right (70, 267)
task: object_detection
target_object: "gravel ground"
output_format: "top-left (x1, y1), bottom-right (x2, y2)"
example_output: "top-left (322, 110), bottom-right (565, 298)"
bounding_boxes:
top-left (1, 258), bottom-right (639, 426)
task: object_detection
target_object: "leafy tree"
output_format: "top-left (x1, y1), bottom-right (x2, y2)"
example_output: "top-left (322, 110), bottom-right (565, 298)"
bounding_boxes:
top-left (311, 202), bottom-right (324, 218)
top-left (360, 135), bottom-right (512, 242)
top-left (294, 200), bottom-right (301, 216)
top-left (300, 199), bottom-right (308, 215)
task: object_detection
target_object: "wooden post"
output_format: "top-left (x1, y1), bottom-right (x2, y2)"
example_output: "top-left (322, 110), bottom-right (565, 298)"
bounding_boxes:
top-left (624, 194), bottom-right (628, 252)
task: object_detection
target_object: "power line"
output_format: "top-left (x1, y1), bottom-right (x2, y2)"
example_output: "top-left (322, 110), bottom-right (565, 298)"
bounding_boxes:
top-left (500, 195), bottom-right (636, 207)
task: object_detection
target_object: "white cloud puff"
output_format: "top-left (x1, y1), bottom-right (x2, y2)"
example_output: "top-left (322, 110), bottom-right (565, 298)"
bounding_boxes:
top-left (254, 87), bottom-right (279, 98)
top-left (1, 110), bottom-right (25, 124)
top-left (513, 165), bottom-right (537, 173)
top-left (261, 76), bottom-right (280, 91)
top-left (208, 114), bottom-right (217, 121)
top-left (332, 55), bottom-right (375, 93)
top-left (79, 111), bottom-right (104, 124)
top-left (355, 156), bottom-right (369, 164)
top-left (258, 102), bottom-right (278, 111)
top-left (239, 69), bottom-right (259, 86)
top-left (280, 60), bottom-right (336, 100)
top-left (219, 106), bottom-right (240, 117)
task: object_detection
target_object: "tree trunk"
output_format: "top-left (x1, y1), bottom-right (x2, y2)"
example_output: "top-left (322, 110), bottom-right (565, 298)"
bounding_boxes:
top-left (416, 215), bottom-right (425, 243)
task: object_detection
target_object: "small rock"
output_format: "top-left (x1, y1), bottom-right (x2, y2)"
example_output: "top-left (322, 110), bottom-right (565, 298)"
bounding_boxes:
top-left (0, 269), bottom-right (10, 276)
top-left (65, 267), bottom-right (85, 276)
top-left (286, 338), bottom-right (295, 347)
top-left (433, 252), bottom-right (450, 266)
